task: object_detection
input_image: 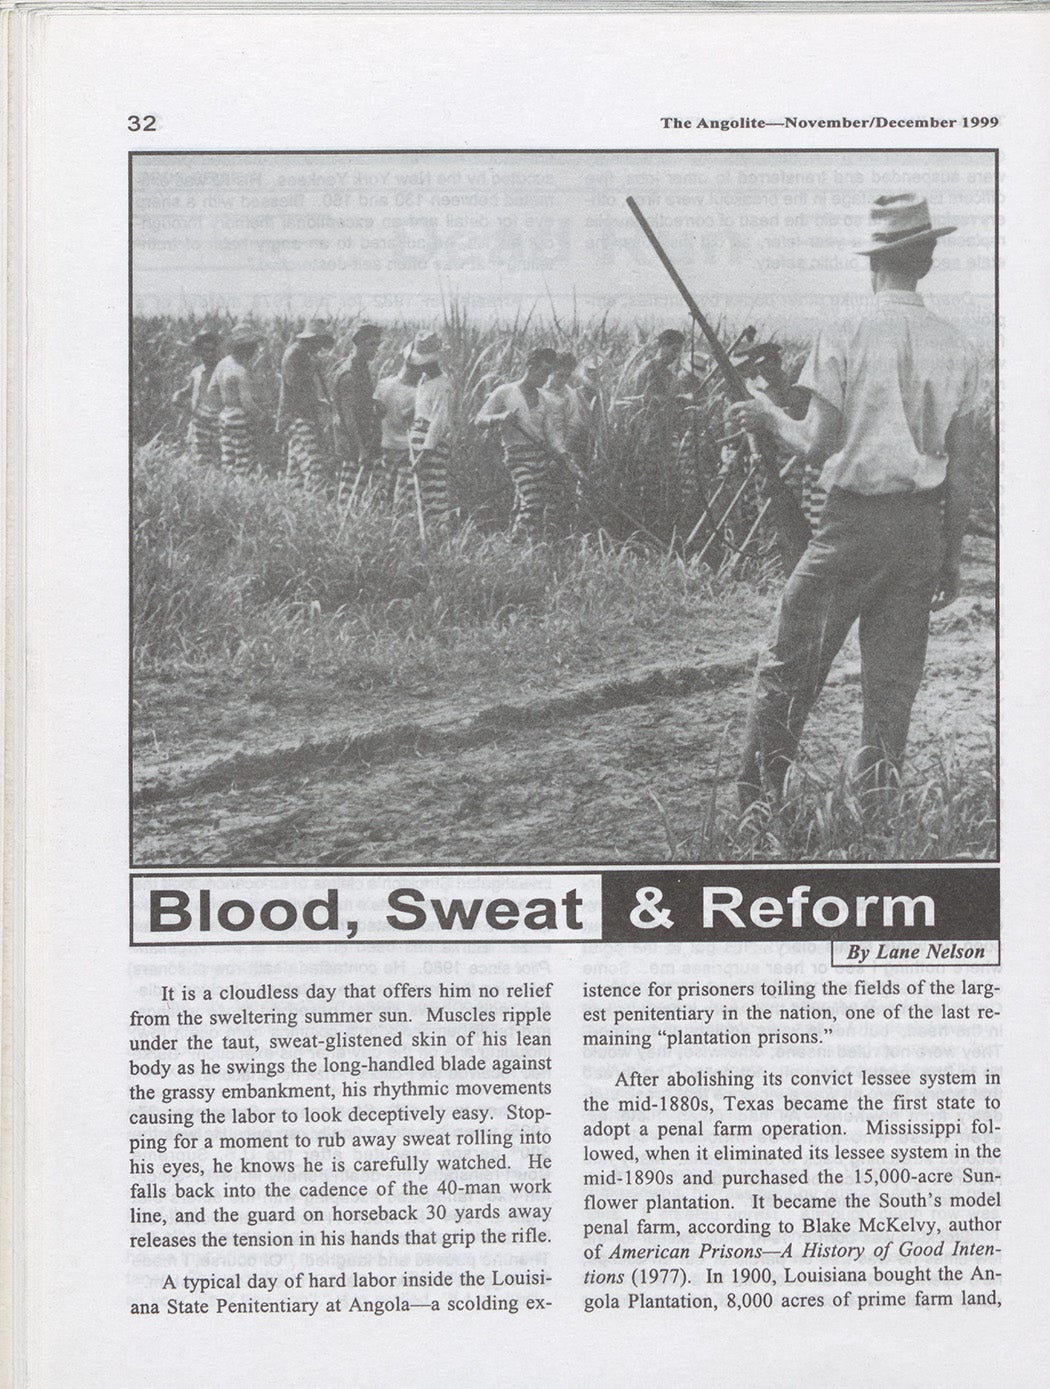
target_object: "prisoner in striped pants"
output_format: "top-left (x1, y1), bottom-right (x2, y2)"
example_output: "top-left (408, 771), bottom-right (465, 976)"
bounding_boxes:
top-left (285, 416), bottom-right (328, 491)
top-left (188, 408), bottom-right (220, 468)
top-left (381, 448), bottom-right (414, 509)
top-left (800, 460), bottom-right (827, 531)
top-left (408, 422), bottom-right (451, 519)
top-left (782, 454), bottom-right (827, 532)
top-left (219, 407), bottom-right (257, 477)
top-left (505, 441), bottom-right (555, 538)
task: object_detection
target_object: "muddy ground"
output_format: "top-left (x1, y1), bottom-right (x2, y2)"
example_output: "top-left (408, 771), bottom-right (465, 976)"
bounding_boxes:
top-left (133, 545), bottom-right (995, 865)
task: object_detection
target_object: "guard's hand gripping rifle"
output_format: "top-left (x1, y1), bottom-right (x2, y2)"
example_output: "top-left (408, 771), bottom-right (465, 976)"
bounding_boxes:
top-left (626, 196), bottom-right (811, 572)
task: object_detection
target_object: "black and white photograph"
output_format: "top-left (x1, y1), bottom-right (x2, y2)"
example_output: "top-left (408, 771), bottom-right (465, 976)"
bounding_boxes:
top-left (131, 148), bottom-right (996, 867)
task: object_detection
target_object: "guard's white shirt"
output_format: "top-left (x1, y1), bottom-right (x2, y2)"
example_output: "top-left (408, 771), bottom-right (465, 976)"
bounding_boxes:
top-left (799, 289), bottom-right (980, 495)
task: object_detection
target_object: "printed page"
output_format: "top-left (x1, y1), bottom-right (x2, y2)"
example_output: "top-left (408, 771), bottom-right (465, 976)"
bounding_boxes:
top-left (12, 4), bottom-right (1050, 1386)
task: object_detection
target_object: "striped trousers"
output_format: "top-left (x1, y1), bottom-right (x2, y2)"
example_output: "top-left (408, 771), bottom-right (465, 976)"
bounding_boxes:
top-left (219, 408), bottom-right (257, 477)
top-left (782, 455), bottom-right (827, 532)
top-left (408, 422), bottom-right (451, 519)
top-left (505, 444), bottom-right (554, 538)
top-left (381, 448), bottom-right (414, 509)
top-left (188, 409), bottom-right (220, 468)
top-left (800, 461), bottom-right (828, 531)
top-left (285, 416), bottom-right (328, 491)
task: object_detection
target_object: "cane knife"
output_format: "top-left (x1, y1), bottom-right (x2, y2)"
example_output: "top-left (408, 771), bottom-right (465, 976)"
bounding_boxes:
top-left (406, 440), bottom-right (429, 542)
top-left (625, 196), bottom-right (811, 571)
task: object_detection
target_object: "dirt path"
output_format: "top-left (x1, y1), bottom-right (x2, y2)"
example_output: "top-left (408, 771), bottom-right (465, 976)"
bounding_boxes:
top-left (133, 570), bottom-right (995, 866)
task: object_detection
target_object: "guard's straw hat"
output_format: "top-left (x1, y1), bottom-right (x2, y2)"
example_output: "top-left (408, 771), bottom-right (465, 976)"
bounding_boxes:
top-left (296, 319), bottom-right (335, 346)
top-left (228, 322), bottom-right (261, 348)
top-left (856, 193), bottom-right (956, 257)
top-left (406, 331), bottom-right (442, 366)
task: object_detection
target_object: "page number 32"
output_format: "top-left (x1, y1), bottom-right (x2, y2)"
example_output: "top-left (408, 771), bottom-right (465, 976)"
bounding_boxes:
top-left (128, 115), bottom-right (158, 132)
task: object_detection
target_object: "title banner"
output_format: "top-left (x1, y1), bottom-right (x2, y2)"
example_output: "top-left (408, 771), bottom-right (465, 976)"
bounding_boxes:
top-left (131, 868), bottom-right (997, 947)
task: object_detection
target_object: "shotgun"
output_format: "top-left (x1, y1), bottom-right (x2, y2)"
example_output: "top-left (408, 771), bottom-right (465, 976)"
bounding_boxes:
top-left (626, 196), bottom-right (811, 571)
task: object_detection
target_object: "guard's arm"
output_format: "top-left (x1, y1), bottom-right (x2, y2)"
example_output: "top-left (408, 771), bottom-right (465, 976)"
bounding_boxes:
top-left (931, 411), bottom-right (976, 611)
top-left (726, 391), bottom-right (840, 464)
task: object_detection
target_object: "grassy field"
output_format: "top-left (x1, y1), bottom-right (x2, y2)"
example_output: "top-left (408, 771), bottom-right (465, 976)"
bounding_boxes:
top-left (132, 310), bottom-right (997, 865)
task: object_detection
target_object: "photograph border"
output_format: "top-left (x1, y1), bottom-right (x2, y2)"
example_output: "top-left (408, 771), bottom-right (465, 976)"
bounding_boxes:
top-left (128, 145), bottom-right (1000, 871)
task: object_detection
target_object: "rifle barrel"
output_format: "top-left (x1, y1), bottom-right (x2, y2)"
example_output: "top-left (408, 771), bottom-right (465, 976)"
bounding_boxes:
top-left (625, 197), bottom-right (749, 401)
top-left (626, 195), bottom-right (811, 571)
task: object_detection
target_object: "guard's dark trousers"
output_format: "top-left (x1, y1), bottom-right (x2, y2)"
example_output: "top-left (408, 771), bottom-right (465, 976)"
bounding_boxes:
top-left (738, 485), bottom-right (945, 806)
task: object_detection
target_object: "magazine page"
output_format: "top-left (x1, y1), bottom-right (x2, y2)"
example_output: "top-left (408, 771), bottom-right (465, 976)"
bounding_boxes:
top-left (11, 3), bottom-right (1050, 1385)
